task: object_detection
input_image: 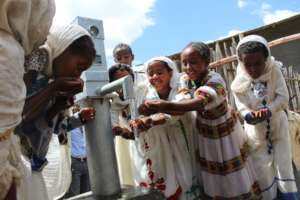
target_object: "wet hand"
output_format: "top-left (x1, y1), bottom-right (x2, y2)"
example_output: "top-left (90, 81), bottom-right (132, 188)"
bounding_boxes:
top-left (251, 108), bottom-right (271, 120)
top-left (79, 107), bottom-right (96, 122)
top-left (138, 104), bottom-right (156, 116)
top-left (144, 99), bottom-right (169, 111)
top-left (112, 125), bottom-right (124, 136)
top-left (53, 77), bottom-right (84, 97)
top-left (112, 125), bottom-right (134, 140)
top-left (130, 118), bottom-right (152, 132)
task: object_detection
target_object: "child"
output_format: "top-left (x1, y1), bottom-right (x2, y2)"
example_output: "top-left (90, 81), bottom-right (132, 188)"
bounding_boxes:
top-left (108, 63), bottom-right (136, 186)
top-left (231, 35), bottom-right (298, 199)
top-left (112, 43), bottom-right (146, 84)
top-left (130, 57), bottom-right (200, 200)
top-left (142, 43), bottom-right (262, 199)
top-left (113, 43), bottom-right (135, 66)
top-left (16, 24), bottom-right (96, 200)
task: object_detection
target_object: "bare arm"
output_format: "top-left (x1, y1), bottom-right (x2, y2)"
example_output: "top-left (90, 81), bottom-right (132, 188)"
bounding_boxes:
top-left (22, 78), bottom-right (83, 123)
top-left (144, 98), bottom-right (205, 114)
top-left (22, 82), bottom-right (56, 123)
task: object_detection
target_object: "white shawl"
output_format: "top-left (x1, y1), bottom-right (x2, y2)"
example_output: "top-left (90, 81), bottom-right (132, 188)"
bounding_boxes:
top-left (0, 0), bottom-right (56, 55)
top-left (0, 0), bottom-right (55, 133)
top-left (231, 35), bottom-right (282, 94)
top-left (143, 56), bottom-right (180, 102)
top-left (231, 35), bottom-right (289, 114)
top-left (41, 24), bottom-right (91, 76)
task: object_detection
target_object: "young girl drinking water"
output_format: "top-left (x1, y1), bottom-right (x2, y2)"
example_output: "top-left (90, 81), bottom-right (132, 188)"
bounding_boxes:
top-left (231, 35), bottom-right (298, 199)
top-left (142, 43), bottom-right (262, 199)
top-left (130, 57), bottom-right (200, 200)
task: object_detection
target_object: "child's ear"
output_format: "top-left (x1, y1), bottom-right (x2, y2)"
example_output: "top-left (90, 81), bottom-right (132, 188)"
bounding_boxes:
top-left (132, 54), bottom-right (135, 61)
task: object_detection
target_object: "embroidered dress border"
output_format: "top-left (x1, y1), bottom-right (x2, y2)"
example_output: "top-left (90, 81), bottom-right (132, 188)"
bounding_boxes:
top-left (202, 181), bottom-right (262, 200)
top-left (196, 112), bottom-right (237, 139)
top-left (0, 128), bottom-right (13, 142)
top-left (198, 143), bottom-right (251, 175)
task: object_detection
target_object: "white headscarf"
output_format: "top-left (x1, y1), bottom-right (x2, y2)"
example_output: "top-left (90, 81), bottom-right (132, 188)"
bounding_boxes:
top-left (41, 24), bottom-right (92, 76)
top-left (144, 56), bottom-right (180, 90)
top-left (231, 35), bottom-right (283, 93)
top-left (0, 0), bottom-right (56, 55)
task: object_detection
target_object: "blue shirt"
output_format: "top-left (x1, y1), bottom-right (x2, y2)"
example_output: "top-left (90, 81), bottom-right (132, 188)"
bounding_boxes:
top-left (71, 127), bottom-right (87, 158)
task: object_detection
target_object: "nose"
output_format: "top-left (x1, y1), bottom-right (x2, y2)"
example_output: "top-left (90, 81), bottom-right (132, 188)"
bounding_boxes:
top-left (152, 73), bottom-right (159, 79)
top-left (120, 58), bottom-right (129, 65)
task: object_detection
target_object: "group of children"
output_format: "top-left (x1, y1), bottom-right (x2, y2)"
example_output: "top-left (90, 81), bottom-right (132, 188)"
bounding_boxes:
top-left (0, 3), bottom-right (297, 198)
top-left (110, 36), bottom-right (298, 200)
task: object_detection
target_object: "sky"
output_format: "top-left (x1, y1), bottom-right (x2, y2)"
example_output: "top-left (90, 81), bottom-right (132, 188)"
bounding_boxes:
top-left (53, 0), bottom-right (300, 66)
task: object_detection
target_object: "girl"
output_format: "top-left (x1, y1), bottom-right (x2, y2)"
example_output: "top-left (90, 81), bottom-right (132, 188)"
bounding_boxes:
top-left (17, 24), bottom-right (96, 200)
top-left (109, 63), bottom-right (136, 186)
top-left (130, 57), bottom-right (200, 200)
top-left (231, 35), bottom-right (298, 199)
top-left (143, 43), bottom-right (261, 199)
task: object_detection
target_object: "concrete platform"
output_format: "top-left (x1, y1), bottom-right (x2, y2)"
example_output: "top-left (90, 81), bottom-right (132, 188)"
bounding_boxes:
top-left (66, 185), bottom-right (165, 200)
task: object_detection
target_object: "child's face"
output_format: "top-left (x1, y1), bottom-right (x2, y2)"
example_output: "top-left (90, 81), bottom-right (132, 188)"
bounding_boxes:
top-left (241, 51), bottom-right (266, 79)
top-left (113, 69), bottom-right (131, 98)
top-left (181, 47), bottom-right (208, 81)
top-left (114, 49), bottom-right (134, 66)
top-left (113, 69), bottom-right (130, 81)
top-left (147, 61), bottom-right (172, 93)
top-left (53, 49), bottom-right (92, 78)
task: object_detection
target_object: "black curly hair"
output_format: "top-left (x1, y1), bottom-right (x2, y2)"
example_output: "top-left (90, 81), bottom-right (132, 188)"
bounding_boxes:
top-left (108, 63), bottom-right (134, 82)
top-left (237, 41), bottom-right (269, 60)
top-left (183, 42), bottom-right (211, 65)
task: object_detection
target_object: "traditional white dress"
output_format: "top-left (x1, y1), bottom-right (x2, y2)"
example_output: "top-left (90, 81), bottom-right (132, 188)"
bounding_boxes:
top-left (181, 71), bottom-right (261, 199)
top-left (110, 95), bottom-right (135, 186)
top-left (231, 35), bottom-right (298, 199)
top-left (130, 57), bottom-right (199, 200)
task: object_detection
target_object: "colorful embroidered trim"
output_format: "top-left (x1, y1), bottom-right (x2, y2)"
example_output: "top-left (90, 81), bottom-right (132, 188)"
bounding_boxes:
top-left (196, 111), bottom-right (237, 139)
top-left (198, 142), bottom-right (251, 176)
top-left (206, 82), bottom-right (226, 97)
top-left (0, 128), bottom-right (13, 142)
top-left (202, 181), bottom-right (262, 200)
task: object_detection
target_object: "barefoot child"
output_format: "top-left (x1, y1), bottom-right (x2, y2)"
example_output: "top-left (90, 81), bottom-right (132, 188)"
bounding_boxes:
top-left (130, 57), bottom-right (199, 199)
top-left (143, 43), bottom-right (262, 199)
top-left (231, 35), bottom-right (298, 199)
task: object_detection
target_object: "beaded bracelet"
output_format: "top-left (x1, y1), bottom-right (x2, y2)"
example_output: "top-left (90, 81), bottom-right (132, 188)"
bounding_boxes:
top-left (262, 99), bottom-right (272, 154)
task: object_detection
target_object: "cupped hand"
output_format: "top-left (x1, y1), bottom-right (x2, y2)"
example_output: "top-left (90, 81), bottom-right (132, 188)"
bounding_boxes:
top-left (79, 107), bottom-right (96, 122)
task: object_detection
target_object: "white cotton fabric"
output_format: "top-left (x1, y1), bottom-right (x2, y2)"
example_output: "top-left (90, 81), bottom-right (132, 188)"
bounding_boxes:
top-left (231, 35), bottom-right (297, 199)
top-left (288, 110), bottom-right (300, 170)
top-left (192, 71), bottom-right (259, 199)
top-left (131, 57), bottom-right (196, 198)
top-left (0, 134), bottom-right (22, 199)
top-left (42, 135), bottom-right (71, 200)
top-left (0, 1), bottom-right (55, 198)
top-left (18, 156), bottom-right (49, 200)
top-left (41, 24), bottom-right (91, 76)
top-left (110, 93), bottom-right (135, 186)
